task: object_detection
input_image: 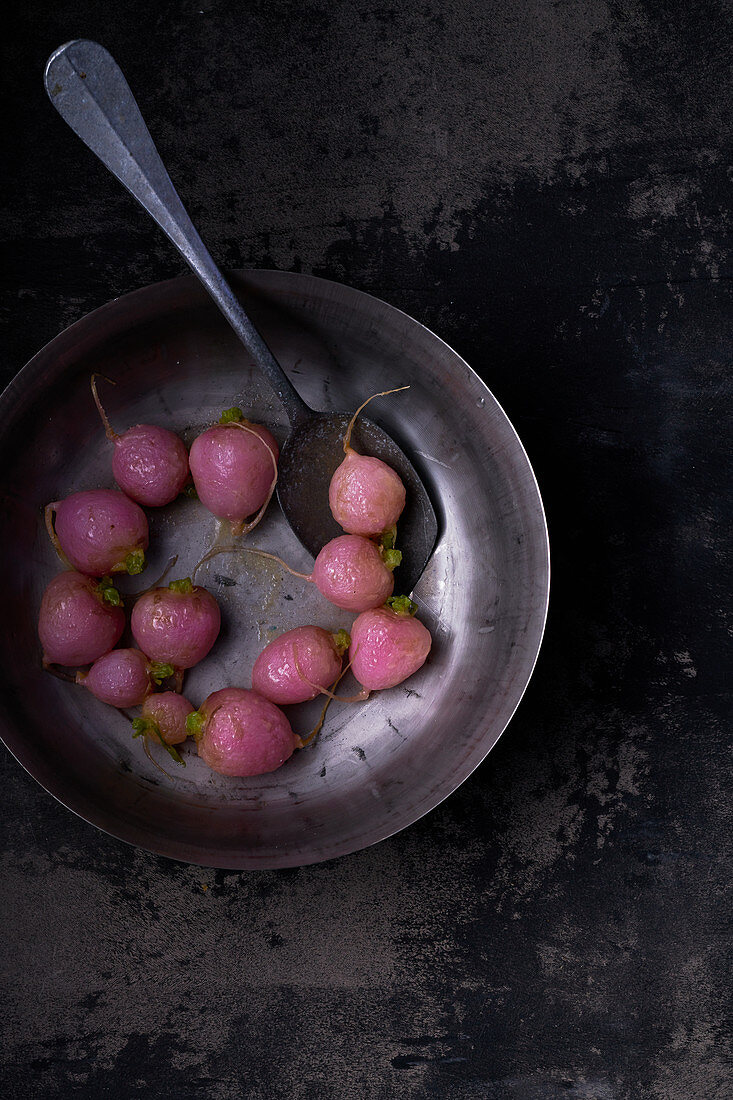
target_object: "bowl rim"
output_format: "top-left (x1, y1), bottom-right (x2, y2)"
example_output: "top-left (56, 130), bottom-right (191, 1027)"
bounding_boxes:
top-left (0, 268), bottom-right (550, 868)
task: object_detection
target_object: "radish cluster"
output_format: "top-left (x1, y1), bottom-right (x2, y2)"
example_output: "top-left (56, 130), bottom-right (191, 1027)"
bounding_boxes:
top-left (37, 382), bottom-right (432, 781)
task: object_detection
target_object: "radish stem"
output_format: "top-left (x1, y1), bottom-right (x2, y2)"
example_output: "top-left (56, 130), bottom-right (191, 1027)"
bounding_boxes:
top-left (90, 374), bottom-right (120, 441)
top-left (226, 421), bottom-right (278, 537)
top-left (343, 385), bottom-right (410, 453)
top-left (193, 544), bottom-right (310, 584)
top-left (44, 503), bottom-right (70, 567)
top-left (293, 645), bottom-right (369, 703)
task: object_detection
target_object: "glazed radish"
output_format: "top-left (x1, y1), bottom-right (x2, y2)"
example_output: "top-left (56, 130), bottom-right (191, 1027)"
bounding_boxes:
top-left (349, 596), bottom-right (432, 690)
top-left (252, 626), bottom-right (351, 705)
top-left (46, 489), bottom-right (149, 576)
top-left (91, 376), bottom-right (190, 506)
top-left (131, 577), bottom-right (221, 674)
top-left (312, 534), bottom-right (400, 611)
top-left (38, 571), bottom-right (125, 667)
top-left (209, 534), bottom-right (400, 613)
top-left (189, 408), bottom-right (279, 535)
top-left (187, 687), bottom-right (300, 777)
top-left (136, 691), bottom-right (194, 744)
top-left (76, 648), bottom-right (173, 708)
top-left (329, 387), bottom-right (408, 537)
top-left (132, 691), bottom-right (194, 766)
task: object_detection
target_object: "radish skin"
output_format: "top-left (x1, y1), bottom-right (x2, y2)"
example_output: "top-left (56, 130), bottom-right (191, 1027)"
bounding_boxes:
top-left (76, 648), bottom-right (160, 708)
top-left (112, 425), bottom-right (189, 506)
top-left (48, 489), bottom-right (148, 577)
top-left (188, 687), bottom-right (299, 777)
top-left (92, 375), bottom-right (190, 507)
top-left (329, 450), bottom-right (406, 537)
top-left (349, 597), bottom-right (432, 690)
top-left (252, 626), bottom-right (349, 705)
top-left (311, 535), bottom-right (395, 612)
top-left (139, 692), bottom-right (194, 745)
top-left (38, 571), bottom-right (124, 667)
top-left (131, 578), bottom-right (221, 671)
top-left (189, 410), bottom-right (279, 534)
top-left (329, 387), bottom-right (408, 537)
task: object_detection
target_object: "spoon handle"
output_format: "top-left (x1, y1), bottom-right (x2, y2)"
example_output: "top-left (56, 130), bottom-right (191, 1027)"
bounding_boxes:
top-left (44, 39), bottom-right (310, 427)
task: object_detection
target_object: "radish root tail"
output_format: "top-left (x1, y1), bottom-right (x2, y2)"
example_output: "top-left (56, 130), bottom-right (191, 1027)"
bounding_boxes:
top-left (142, 735), bottom-right (174, 779)
top-left (300, 697), bottom-right (331, 748)
top-left (193, 545), bottom-right (310, 585)
top-left (90, 374), bottom-right (120, 441)
top-left (227, 422), bottom-right (279, 537)
top-left (127, 554), bottom-right (179, 600)
top-left (299, 654), bottom-right (368, 748)
top-left (44, 503), bottom-right (71, 568)
top-left (343, 385), bottom-right (410, 453)
top-left (293, 646), bottom-right (369, 704)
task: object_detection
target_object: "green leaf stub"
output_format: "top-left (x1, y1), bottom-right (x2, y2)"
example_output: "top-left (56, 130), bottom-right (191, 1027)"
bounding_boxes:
top-left (132, 716), bottom-right (186, 766)
top-left (97, 577), bottom-right (122, 607)
top-left (220, 407), bottom-right (244, 424)
top-left (380, 525), bottom-right (397, 551)
top-left (168, 577), bottom-right (194, 594)
top-left (149, 662), bottom-right (175, 685)
top-left (381, 548), bottom-right (402, 571)
top-left (386, 595), bottom-right (418, 617)
top-left (132, 716), bottom-right (158, 739)
top-left (125, 549), bottom-right (146, 576)
top-left (186, 711), bottom-right (206, 741)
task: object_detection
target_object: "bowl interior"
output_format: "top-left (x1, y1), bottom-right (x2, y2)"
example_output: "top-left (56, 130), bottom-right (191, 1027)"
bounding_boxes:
top-left (0, 271), bottom-right (548, 868)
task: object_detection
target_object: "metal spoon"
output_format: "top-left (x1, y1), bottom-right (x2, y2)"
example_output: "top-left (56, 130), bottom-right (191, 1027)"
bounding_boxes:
top-left (43, 39), bottom-right (438, 593)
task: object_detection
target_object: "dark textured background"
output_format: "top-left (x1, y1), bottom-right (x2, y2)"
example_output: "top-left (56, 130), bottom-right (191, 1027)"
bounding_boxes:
top-left (1, 2), bottom-right (731, 1097)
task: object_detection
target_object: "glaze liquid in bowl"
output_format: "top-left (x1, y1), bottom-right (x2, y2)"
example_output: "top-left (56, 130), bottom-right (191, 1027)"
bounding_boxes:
top-left (0, 270), bottom-right (549, 868)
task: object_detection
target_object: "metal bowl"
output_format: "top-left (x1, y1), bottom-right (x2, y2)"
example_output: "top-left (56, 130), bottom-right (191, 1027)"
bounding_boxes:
top-left (0, 270), bottom-right (549, 868)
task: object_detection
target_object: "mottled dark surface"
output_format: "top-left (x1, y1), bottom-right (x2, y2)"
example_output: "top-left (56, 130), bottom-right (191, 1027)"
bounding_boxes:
top-left (1, 2), bottom-right (731, 1098)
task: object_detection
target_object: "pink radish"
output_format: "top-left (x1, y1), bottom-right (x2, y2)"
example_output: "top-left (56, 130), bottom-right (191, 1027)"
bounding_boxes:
top-left (76, 648), bottom-right (173, 708)
top-left (187, 687), bottom-right (299, 777)
top-left (137, 691), bottom-right (193, 744)
top-left (221, 534), bottom-right (399, 613)
top-left (349, 596), bottom-right (432, 690)
top-left (38, 571), bottom-right (124, 667)
top-left (310, 535), bottom-right (398, 611)
top-left (329, 387), bottom-right (408, 537)
top-left (46, 489), bottom-right (149, 577)
top-left (132, 691), bottom-right (194, 766)
top-left (252, 626), bottom-right (351, 705)
top-left (91, 376), bottom-right (190, 506)
top-left (131, 577), bottom-right (220, 674)
top-left (189, 408), bottom-right (279, 535)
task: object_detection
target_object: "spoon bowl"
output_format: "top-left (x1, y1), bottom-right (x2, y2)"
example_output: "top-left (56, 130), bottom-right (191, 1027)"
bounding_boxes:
top-left (278, 411), bottom-right (437, 592)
